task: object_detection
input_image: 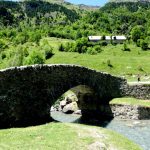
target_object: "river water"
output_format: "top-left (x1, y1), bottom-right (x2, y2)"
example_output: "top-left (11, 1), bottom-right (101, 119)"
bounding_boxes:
top-left (51, 111), bottom-right (150, 150)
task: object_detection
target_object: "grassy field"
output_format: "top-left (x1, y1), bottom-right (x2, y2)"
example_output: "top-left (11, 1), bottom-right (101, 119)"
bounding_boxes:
top-left (0, 37), bottom-right (150, 81)
top-left (0, 123), bottom-right (141, 150)
top-left (110, 98), bottom-right (150, 107)
top-left (45, 37), bottom-right (150, 81)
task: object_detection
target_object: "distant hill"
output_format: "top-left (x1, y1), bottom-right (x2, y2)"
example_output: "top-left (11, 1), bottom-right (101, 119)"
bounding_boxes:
top-left (110, 0), bottom-right (150, 2)
top-left (0, 0), bottom-right (80, 26)
top-left (102, 0), bottom-right (150, 12)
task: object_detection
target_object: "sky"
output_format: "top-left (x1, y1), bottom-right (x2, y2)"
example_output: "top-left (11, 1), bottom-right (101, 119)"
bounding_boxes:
top-left (65, 0), bottom-right (109, 6)
top-left (10, 0), bottom-right (109, 6)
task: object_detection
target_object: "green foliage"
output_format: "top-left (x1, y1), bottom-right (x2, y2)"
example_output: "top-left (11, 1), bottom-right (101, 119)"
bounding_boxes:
top-left (0, 0), bottom-right (150, 78)
top-left (59, 44), bottom-right (65, 52)
top-left (123, 43), bottom-right (130, 51)
top-left (107, 59), bottom-right (113, 68)
top-left (14, 32), bottom-right (29, 45)
top-left (39, 38), bottom-right (54, 59)
top-left (87, 47), bottom-right (97, 55)
top-left (24, 49), bottom-right (45, 65)
top-left (29, 31), bottom-right (41, 44)
top-left (43, 45), bottom-right (54, 59)
top-left (141, 40), bottom-right (149, 51)
top-left (1, 52), bottom-right (6, 60)
top-left (136, 39), bottom-right (141, 47)
top-left (101, 41), bottom-right (108, 46)
top-left (93, 45), bottom-right (102, 53)
top-left (131, 26), bottom-right (145, 42)
top-left (62, 38), bottom-right (103, 55)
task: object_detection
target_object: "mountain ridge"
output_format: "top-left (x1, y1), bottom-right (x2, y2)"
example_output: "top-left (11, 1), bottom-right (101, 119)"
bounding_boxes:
top-left (110, 0), bottom-right (150, 2)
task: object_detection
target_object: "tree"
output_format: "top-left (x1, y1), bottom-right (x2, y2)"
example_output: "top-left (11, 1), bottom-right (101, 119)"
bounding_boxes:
top-left (130, 26), bottom-right (145, 42)
top-left (24, 50), bottom-right (45, 65)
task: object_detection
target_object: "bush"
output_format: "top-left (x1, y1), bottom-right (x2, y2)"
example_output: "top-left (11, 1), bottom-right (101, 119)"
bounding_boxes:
top-left (0, 39), bottom-right (7, 49)
top-left (141, 40), bottom-right (149, 50)
top-left (123, 43), bottom-right (130, 51)
top-left (101, 41), bottom-right (108, 46)
top-left (93, 45), bottom-right (102, 53)
top-left (43, 45), bottom-right (54, 59)
top-left (138, 65), bottom-right (144, 72)
top-left (136, 39), bottom-right (141, 47)
top-left (1, 52), bottom-right (6, 59)
top-left (24, 50), bottom-right (45, 65)
top-left (59, 44), bottom-right (65, 52)
top-left (87, 47), bottom-right (97, 55)
top-left (107, 59), bottom-right (113, 68)
top-left (81, 46), bottom-right (87, 53)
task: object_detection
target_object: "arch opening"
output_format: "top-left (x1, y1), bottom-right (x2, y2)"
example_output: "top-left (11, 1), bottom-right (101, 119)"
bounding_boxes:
top-left (50, 85), bottom-right (114, 125)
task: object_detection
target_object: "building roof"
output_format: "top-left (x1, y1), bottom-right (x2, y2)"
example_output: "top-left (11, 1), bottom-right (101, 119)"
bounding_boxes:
top-left (112, 36), bottom-right (127, 40)
top-left (88, 36), bottom-right (102, 41)
top-left (88, 35), bottom-right (127, 41)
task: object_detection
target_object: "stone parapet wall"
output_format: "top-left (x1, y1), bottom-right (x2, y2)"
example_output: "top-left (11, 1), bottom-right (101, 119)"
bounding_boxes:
top-left (125, 84), bottom-right (150, 100)
top-left (110, 104), bottom-right (150, 120)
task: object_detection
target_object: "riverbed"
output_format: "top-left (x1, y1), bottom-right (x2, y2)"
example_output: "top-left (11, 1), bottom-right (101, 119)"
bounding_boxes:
top-left (51, 111), bottom-right (150, 150)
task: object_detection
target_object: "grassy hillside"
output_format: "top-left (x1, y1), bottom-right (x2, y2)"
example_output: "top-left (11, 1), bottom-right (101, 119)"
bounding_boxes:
top-left (0, 123), bottom-right (142, 150)
top-left (42, 38), bottom-right (150, 81)
top-left (0, 0), bottom-right (150, 81)
top-left (0, 37), bottom-right (150, 81)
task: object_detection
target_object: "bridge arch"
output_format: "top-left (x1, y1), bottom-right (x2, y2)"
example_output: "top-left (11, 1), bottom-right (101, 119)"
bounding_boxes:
top-left (0, 64), bottom-right (127, 127)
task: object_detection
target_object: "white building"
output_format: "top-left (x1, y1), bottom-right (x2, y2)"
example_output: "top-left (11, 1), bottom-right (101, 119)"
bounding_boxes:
top-left (88, 35), bottom-right (127, 44)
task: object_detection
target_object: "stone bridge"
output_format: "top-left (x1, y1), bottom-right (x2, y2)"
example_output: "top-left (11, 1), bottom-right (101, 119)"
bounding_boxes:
top-left (0, 64), bottom-right (149, 127)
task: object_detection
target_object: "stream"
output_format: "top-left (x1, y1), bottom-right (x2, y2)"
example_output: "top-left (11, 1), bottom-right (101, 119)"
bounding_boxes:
top-left (51, 111), bottom-right (150, 150)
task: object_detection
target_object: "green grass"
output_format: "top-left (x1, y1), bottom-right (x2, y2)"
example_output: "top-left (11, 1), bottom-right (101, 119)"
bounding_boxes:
top-left (44, 38), bottom-right (150, 81)
top-left (110, 98), bottom-right (150, 107)
top-left (1, 37), bottom-right (150, 81)
top-left (0, 123), bottom-right (141, 150)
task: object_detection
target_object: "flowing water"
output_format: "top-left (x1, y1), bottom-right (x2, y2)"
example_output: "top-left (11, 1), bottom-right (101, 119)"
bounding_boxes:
top-left (51, 111), bottom-right (150, 150)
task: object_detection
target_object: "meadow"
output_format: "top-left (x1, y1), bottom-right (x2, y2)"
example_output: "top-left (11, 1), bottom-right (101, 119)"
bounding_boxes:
top-left (0, 123), bottom-right (141, 150)
top-left (45, 37), bottom-right (150, 81)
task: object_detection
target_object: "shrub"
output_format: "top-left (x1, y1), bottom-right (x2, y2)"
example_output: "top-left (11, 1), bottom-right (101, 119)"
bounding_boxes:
top-left (81, 46), bottom-right (87, 53)
top-left (141, 40), bottom-right (149, 50)
top-left (0, 39), bottom-right (7, 49)
top-left (24, 50), bottom-right (45, 65)
top-left (136, 39), bottom-right (141, 47)
top-left (59, 44), bottom-right (65, 52)
top-left (93, 45), bottom-right (102, 53)
top-left (101, 41), bottom-right (108, 46)
top-left (1, 52), bottom-right (6, 59)
top-left (138, 66), bottom-right (144, 72)
top-left (123, 43), bottom-right (130, 51)
top-left (87, 47), bottom-right (97, 55)
top-left (43, 45), bottom-right (54, 59)
top-left (107, 59), bottom-right (113, 68)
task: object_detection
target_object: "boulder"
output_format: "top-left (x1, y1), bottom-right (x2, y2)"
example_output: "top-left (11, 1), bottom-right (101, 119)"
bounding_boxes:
top-left (73, 110), bottom-right (82, 115)
top-left (50, 106), bottom-right (57, 112)
top-left (62, 102), bottom-right (79, 114)
top-left (60, 100), bottom-right (67, 108)
top-left (65, 94), bottom-right (78, 104)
